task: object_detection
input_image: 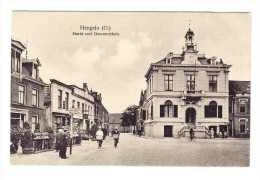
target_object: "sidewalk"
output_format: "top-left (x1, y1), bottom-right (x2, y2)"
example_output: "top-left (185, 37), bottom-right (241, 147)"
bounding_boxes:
top-left (10, 137), bottom-right (112, 165)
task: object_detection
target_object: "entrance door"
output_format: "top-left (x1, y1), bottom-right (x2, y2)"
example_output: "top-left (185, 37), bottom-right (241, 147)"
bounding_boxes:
top-left (164, 126), bottom-right (173, 137)
top-left (185, 108), bottom-right (196, 124)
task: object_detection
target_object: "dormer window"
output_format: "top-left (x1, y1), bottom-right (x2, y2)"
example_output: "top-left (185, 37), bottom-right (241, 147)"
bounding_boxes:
top-left (11, 49), bottom-right (21, 73)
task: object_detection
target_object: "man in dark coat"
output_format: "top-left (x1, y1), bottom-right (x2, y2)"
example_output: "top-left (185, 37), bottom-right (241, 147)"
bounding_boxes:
top-left (189, 128), bottom-right (195, 141)
top-left (59, 129), bottom-right (68, 159)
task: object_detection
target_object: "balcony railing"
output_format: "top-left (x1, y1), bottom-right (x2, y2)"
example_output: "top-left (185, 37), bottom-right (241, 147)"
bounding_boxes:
top-left (182, 90), bottom-right (205, 97)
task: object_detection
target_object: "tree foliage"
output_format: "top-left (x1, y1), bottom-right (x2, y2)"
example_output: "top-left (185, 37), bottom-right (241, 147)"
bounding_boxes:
top-left (121, 105), bottom-right (138, 127)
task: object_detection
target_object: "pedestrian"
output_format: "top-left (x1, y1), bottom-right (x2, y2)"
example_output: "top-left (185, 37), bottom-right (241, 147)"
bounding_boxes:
top-left (56, 129), bottom-right (62, 152)
top-left (189, 127), bottom-right (195, 141)
top-left (210, 128), bottom-right (214, 139)
top-left (112, 127), bottom-right (120, 148)
top-left (96, 126), bottom-right (104, 149)
top-left (102, 128), bottom-right (107, 140)
top-left (221, 129), bottom-right (225, 139)
top-left (59, 128), bottom-right (68, 159)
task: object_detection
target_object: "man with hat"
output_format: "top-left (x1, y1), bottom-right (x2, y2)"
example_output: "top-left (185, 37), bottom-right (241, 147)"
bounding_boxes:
top-left (59, 127), bottom-right (68, 159)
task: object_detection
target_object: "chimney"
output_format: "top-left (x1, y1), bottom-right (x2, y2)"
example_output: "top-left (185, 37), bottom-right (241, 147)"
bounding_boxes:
top-left (83, 83), bottom-right (87, 90)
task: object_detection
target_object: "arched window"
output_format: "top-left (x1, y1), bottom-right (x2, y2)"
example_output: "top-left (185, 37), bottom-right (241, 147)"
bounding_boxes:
top-left (205, 101), bottom-right (222, 118)
top-left (164, 100), bottom-right (173, 117)
top-left (159, 101), bottom-right (178, 118)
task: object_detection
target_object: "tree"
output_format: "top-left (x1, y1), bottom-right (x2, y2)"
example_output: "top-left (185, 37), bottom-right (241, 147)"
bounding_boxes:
top-left (121, 105), bottom-right (138, 131)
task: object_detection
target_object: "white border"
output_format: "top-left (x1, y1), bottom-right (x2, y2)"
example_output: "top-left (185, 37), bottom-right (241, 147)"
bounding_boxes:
top-left (1, 1), bottom-right (259, 180)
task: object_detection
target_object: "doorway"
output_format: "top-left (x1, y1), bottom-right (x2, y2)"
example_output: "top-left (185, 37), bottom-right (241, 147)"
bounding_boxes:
top-left (185, 108), bottom-right (196, 124)
top-left (164, 126), bottom-right (173, 137)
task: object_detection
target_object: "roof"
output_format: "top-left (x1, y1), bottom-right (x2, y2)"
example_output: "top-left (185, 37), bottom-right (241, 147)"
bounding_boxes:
top-left (229, 80), bottom-right (250, 95)
top-left (108, 113), bottom-right (122, 124)
top-left (50, 79), bottom-right (74, 90)
top-left (22, 58), bottom-right (41, 66)
top-left (11, 39), bottom-right (26, 50)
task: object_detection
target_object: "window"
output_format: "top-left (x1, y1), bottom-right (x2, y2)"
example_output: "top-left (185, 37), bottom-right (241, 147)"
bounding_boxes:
top-left (77, 102), bottom-right (80, 109)
top-left (32, 89), bottom-right (38, 106)
top-left (12, 51), bottom-right (21, 73)
top-left (82, 103), bottom-right (84, 111)
top-left (187, 75), bottom-right (195, 92)
top-left (240, 100), bottom-right (246, 113)
top-left (209, 75), bottom-right (217, 92)
top-left (164, 75), bottom-right (173, 91)
top-left (62, 117), bottom-right (66, 126)
top-left (65, 93), bottom-right (69, 110)
top-left (31, 116), bottom-right (39, 132)
top-left (149, 76), bottom-right (153, 94)
top-left (160, 101), bottom-right (178, 118)
top-left (58, 90), bottom-right (62, 108)
top-left (11, 49), bottom-right (15, 72)
top-left (18, 85), bottom-right (25, 104)
top-left (95, 105), bottom-right (98, 115)
top-left (72, 100), bottom-right (75, 108)
top-left (205, 101), bottom-right (222, 118)
top-left (142, 110), bottom-right (146, 120)
top-left (11, 113), bottom-right (25, 128)
top-left (63, 101), bottom-right (66, 109)
top-left (164, 100), bottom-right (173, 117)
top-left (240, 120), bottom-right (246, 133)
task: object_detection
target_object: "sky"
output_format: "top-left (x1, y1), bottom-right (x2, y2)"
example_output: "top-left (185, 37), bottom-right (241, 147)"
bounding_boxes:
top-left (12, 12), bottom-right (251, 113)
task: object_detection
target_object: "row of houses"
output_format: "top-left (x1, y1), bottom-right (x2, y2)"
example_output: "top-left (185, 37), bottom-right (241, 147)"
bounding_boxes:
top-left (11, 39), bottom-right (109, 136)
top-left (136, 28), bottom-right (250, 138)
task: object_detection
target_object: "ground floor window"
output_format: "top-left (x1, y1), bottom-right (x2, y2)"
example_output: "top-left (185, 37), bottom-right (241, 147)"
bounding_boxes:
top-left (204, 101), bottom-right (222, 118)
top-left (160, 100), bottom-right (178, 118)
top-left (31, 116), bottom-right (39, 132)
top-left (11, 113), bottom-right (25, 128)
top-left (240, 119), bottom-right (246, 133)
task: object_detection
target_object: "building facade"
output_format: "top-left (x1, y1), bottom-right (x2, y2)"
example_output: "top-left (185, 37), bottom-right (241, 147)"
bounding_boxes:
top-left (44, 80), bottom-right (95, 136)
top-left (141, 28), bottom-right (231, 138)
top-left (11, 39), bottom-right (47, 132)
top-left (90, 91), bottom-right (109, 130)
top-left (229, 81), bottom-right (250, 138)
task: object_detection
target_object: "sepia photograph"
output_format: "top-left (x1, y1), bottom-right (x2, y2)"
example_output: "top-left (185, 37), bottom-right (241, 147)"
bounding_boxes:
top-left (10, 11), bottom-right (251, 166)
top-left (0, 1), bottom-right (259, 180)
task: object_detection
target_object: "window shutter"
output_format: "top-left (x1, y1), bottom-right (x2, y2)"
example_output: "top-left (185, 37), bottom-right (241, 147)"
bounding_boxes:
top-left (160, 105), bottom-right (164, 117)
top-left (174, 105), bottom-right (178, 117)
top-left (218, 106), bottom-right (222, 118)
top-left (205, 106), bottom-right (208, 118)
top-left (151, 105), bottom-right (153, 118)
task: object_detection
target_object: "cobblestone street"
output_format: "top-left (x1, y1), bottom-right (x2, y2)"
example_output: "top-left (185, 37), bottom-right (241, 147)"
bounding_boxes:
top-left (11, 133), bottom-right (249, 166)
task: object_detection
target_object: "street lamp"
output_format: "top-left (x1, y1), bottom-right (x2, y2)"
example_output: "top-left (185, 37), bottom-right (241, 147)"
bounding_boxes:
top-left (232, 96), bottom-right (236, 137)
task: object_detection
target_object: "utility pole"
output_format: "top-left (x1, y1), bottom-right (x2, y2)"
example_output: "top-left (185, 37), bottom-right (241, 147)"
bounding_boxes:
top-left (232, 96), bottom-right (235, 137)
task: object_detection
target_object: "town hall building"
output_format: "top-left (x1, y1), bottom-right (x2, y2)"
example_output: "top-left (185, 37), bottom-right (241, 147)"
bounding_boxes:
top-left (139, 28), bottom-right (231, 138)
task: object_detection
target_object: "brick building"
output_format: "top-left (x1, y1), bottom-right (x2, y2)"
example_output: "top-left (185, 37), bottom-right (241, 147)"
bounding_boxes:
top-left (229, 81), bottom-right (250, 138)
top-left (108, 113), bottom-right (131, 133)
top-left (90, 90), bottom-right (109, 130)
top-left (140, 28), bottom-right (231, 138)
top-left (11, 39), bottom-right (47, 132)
